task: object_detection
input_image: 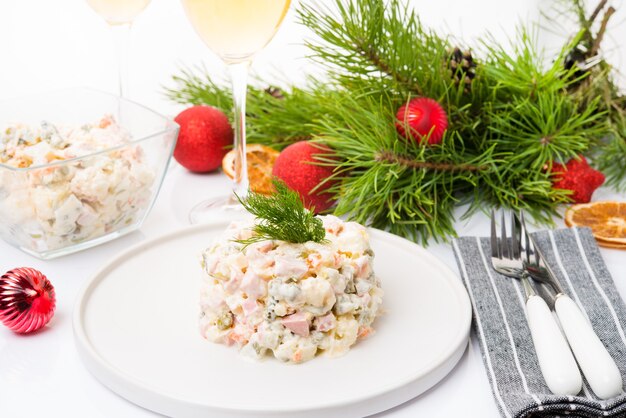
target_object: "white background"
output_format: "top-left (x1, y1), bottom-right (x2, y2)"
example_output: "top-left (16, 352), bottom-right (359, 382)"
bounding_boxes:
top-left (1, 0), bottom-right (625, 115)
top-left (0, 1), bottom-right (625, 418)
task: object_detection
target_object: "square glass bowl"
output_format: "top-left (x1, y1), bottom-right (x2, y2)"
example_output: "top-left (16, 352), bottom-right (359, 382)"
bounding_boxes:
top-left (0, 88), bottom-right (179, 259)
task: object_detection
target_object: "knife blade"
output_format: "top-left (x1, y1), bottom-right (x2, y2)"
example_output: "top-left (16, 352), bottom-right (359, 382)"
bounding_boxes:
top-left (522, 236), bottom-right (564, 296)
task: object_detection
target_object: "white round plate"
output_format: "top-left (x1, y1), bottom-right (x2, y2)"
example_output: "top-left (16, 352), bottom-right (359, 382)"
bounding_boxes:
top-left (73, 222), bottom-right (471, 418)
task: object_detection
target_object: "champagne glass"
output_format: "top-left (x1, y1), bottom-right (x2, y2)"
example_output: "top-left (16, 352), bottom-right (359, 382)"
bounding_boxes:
top-left (86, 0), bottom-right (152, 97)
top-left (181, 0), bottom-right (291, 223)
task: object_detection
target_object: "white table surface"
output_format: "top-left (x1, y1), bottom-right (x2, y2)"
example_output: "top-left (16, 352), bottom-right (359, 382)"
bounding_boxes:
top-left (1, 164), bottom-right (625, 418)
top-left (1, 1), bottom-right (625, 417)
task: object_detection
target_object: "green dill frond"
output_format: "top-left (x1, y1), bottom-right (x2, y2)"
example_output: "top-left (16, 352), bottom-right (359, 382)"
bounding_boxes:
top-left (235, 180), bottom-right (327, 246)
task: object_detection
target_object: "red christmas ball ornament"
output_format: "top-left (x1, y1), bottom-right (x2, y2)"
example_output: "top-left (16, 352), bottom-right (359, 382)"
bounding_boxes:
top-left (272, 141), bottom-right (336, 213)
top-left (395, 97), bottom-right (449, 145)
top-left (174, 105), bottom-right (233, 173)
top-left (0, 268), bottom-right (56, 334)
top-left (551, 156), bottom-right (605, 203)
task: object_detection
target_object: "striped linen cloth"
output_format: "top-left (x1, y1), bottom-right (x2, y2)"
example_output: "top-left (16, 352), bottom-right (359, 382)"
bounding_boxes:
top-left (452, 227), bottom-right (626, 418)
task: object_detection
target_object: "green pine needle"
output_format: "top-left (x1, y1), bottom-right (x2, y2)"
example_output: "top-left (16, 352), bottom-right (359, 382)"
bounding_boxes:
top-left (167, 0), bottom-right (626, 245)
top-left (235, 180), bottom-right (328, 246)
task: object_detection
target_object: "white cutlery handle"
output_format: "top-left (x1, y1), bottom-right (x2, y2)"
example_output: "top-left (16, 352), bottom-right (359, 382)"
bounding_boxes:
top-left (526, 295), bottom-right (582, 395)
top-left (555, 295), bottom-right (623, 399)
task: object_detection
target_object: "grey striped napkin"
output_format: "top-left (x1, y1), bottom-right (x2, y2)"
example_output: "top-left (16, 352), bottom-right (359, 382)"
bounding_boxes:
top-left (452, 227), bottom-right (626, 418)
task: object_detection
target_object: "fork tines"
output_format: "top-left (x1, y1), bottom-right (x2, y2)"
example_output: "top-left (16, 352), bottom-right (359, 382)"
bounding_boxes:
top-left (490, 210), bottom-right (521, 260)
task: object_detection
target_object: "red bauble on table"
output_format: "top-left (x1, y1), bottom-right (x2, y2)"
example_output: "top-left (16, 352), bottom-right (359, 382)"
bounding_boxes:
top-left (174, 105), bottom-right (234, 173)
top-left (272, 141), bottom-right (336, 213)
top-left (0, 267), bottom-right (56, 334)
top-left (395, 97), bottom-right (449, 145)
top-left (551, 156), bottom-right (605, 203)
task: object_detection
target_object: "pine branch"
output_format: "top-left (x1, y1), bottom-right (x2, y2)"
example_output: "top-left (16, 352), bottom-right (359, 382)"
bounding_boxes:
top-left (167, 66), bottom-right (233, 110)
top-left (166, 0), bottom-right (626, 244)
top-left (357, 43), bottom-right (423, 95)
top-left (597, 114), bottom-right (626, 190)
top-left (309, 90), bottom-right (495, 244)
top-left (165, 68), bottom-right (329, 149)
top-left (589, 0), bottom-right (608, 24)
top-left (488, 92), bottom-right (607, 173)
top-left (375, 151), bottom-right (486, 172)
top-left (298, 0), bottom-right (448, 97)
top-left (481, 29), bottom-right (585, 98)
top-left (590, 6), bottom-right (615, 56)
top-left (571, 0), bottom-right (590, 29)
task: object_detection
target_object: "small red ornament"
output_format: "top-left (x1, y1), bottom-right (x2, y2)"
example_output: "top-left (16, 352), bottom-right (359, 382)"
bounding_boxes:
top-left (0, 268), bottom-right (56, 334)
top-left (395, 97), bottom-right (449, 145)
top-left (174, 106), bottom-right (234, 173)
top-left (272, 141), bottom-right (336, 213)
top-left (551, 156), bottom-right (605, 203)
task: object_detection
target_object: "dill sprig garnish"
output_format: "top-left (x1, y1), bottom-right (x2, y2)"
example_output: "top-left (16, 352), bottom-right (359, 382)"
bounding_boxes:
top-left (235, 179), bottom-right (327, 246)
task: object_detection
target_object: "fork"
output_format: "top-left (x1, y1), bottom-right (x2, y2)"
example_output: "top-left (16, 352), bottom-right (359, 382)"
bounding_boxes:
top-left (490, 211), bottom-right (582, 395)
top-left (520, 212), bottom-right (623, 399)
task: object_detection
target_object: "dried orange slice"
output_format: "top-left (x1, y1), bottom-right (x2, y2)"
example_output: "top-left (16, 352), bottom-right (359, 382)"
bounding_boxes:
top-left (593, 234), bottom-right (626, 248)
top-left (565, 201), bottom-right (626, 247)
top-left (222, 144), bottom-right (279, 195)
top-left (594, 240), bottom-right (626, 250)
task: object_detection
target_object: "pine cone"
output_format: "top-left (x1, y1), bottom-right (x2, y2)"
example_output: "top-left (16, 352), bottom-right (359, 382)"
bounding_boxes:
top-left (563, 44), bottom-right (599, 86)
top-left (265, 86), bottom-right (285, 99)
top-left (448, 47), bottom-right (477, 93)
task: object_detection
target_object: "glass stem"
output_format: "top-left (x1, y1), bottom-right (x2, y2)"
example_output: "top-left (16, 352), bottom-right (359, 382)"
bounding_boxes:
top-left (228, 61), bottom-right (251, 200)
top-left (110, 23), bottom-right (131, 98)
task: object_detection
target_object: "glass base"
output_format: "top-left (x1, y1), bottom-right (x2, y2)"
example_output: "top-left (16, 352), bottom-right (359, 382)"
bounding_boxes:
top-left (188, 195), bottom-right (251, 224)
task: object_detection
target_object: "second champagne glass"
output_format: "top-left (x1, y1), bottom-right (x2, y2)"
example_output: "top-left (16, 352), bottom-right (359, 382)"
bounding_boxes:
top-left (181, 0), bottom-right (291, 223)
top-left (87, 0), bottom-right (152, 97)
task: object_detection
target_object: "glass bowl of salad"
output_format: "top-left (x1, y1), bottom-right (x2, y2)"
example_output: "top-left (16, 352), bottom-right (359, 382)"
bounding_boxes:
top-left (0, 88), bottom-right (179, 259)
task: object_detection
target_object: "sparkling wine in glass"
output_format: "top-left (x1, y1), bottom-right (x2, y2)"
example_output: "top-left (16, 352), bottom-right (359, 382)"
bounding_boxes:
top-left (181, 0), bottom-right (291, 223)
top-left (87, 0), bottom-right (152, 97)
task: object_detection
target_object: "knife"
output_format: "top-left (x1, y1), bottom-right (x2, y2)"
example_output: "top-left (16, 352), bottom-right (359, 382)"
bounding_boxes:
top-left (520, 213), bottom-right (623, 400)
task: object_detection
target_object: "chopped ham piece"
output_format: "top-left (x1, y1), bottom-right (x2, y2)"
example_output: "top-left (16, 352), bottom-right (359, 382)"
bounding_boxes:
top-left (242, 299), bottom-right (260, 316)
top-left (281, 312), bottom-right (310, 337)
top-left (240, 270), bottom-right (266, 299)
top-left (315, 313), bottom-right (337, 332)
top-left (274, 257), bottom-right (308, 279)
